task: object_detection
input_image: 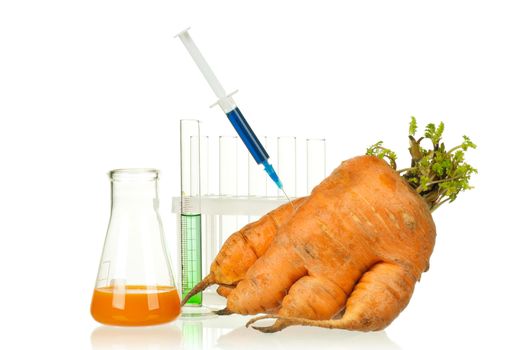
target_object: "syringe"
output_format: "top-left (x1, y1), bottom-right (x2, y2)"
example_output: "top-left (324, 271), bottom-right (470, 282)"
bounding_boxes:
top-left (175, 28), bottom-right (289, 199)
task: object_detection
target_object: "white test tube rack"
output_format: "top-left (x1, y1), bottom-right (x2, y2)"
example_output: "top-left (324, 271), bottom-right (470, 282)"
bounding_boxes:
top-left (173, 120), bottom-right (326, 307)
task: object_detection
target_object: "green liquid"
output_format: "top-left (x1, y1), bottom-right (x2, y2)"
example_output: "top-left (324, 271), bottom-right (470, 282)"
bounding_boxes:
top-left (181, 213), bottom-right (202, 305)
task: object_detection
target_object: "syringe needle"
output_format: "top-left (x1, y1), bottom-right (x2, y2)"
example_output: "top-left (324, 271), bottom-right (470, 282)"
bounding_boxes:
top-left (281, 189), bottom-right (295, 210)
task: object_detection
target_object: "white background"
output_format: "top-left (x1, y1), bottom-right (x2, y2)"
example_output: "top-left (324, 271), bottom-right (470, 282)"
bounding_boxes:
top-left (1, 1), bottom-right (526, 349)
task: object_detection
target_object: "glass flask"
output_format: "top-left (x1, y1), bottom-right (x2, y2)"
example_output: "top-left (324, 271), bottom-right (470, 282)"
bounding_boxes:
top-left (91, 169), bottom-right (181, 326)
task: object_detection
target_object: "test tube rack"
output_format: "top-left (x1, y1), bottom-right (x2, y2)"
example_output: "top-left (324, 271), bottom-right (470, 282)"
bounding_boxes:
top-left (173, 120), bottom-right (326, 307)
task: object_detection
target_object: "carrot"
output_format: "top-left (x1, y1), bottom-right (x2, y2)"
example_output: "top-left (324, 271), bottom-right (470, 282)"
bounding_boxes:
top-left (184, 118), bottom-right (476, 333)
top-left (225, 155), bottom-right (435, 331)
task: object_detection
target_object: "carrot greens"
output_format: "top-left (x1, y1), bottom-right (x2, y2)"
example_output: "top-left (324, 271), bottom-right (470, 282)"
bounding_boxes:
top-left (366, 117), bottom-right (477, 212)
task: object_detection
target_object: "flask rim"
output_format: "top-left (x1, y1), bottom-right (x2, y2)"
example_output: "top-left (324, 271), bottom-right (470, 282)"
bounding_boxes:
top-left (108, 168), bottom-right (159, 181)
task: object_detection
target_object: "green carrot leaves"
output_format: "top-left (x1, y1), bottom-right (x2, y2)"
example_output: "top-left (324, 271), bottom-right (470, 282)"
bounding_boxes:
top-left (366, 118), bottom-right (477, 212)
top-left (409, 116), bottom-right (418, 136)
top-left (366, 141), bottom-right (398, 170)
top-left (461, 135), bottom-right (477, 151)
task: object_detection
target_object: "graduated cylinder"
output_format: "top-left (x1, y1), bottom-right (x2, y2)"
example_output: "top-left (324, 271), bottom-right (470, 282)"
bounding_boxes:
top-left (180, 119), bottom-right (203, 306)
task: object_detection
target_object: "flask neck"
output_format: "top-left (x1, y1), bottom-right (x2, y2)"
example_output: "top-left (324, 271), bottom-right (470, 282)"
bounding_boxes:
top-left (109, 169), bottom-right (160, 211)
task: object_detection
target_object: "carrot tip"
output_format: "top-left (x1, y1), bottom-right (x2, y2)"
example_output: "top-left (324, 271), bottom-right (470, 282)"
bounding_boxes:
top-left (248, 314), bottom-right (342, 332)
top-left (250, 318), bottom-right (289, 333)
top-left (245, 314), bottom-right (278, 328)
top-left (213, 307), bottom-right (233, 316)
top-left (180, 274), bottom-right (214, 306)
top-left (251, 325), bottom-right (278, 333)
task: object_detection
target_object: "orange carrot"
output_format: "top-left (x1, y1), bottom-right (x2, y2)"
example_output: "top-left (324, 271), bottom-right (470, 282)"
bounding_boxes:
top-left (183, 119), bottom-right (476, 333)
top-left (226, 156), bottom-right (435, 331)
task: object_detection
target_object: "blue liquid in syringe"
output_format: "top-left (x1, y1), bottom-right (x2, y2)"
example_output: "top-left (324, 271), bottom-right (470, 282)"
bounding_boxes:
top-left (225, 107), bottom-right (282, 189)
top-left (226, 107), bottom-right (269, 164)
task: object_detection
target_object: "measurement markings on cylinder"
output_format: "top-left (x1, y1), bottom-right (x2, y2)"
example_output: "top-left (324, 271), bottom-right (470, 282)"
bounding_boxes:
top-left (181, 213), bottom-right (202, 305)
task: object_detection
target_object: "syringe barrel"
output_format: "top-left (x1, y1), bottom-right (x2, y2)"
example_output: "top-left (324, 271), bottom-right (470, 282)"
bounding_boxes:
top-left (225, 107), bottom-right (269, 165)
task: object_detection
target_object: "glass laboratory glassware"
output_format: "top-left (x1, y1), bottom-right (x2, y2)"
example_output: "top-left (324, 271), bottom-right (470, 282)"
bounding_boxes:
top-left (306, 138), bottom-right (326, 193)
top-left (218, 135), bottom-right (239, 250)
top-left (180, 119), bottom-right (216, 318)
top-left (91, 169), bottom-right (180, 326)
top-left (277, 136), bottom-right (297, 197)
top-left (263, 137), bottom-right (278, 197)
top-left (180, 120), bottom-right (203, 307)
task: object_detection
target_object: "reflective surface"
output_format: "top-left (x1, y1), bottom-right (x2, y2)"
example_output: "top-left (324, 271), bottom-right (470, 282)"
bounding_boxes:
top-left (91, 315), bottom-right (401, 350)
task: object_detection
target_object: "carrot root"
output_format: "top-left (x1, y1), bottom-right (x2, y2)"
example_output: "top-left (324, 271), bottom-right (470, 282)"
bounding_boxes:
top-left (213, 307), bottom-right (233, 315)
top-left (246, 314), bottom-right (345, 333)
top-left (246, 262), bottom-right (418, 333)
top-left (180, 274), bottom-right (214, 306)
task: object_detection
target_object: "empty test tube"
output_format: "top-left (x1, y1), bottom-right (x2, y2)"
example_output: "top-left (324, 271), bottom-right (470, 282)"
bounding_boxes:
top-left (306, 138), bottom-right (327, 193)
top-left (219, 136), bottom-right (238, 197)
top-left (248, 150), bottom-right (267, 197)
top-left (218, 136), bottom-right (239, 248)
top-left (263, 137), bottom-right (278, 197)
top-left (200, 136), bottom-right (210, 196)
top-left (277, 137), bottom-right (297, 198)
top-left (199, 135), bottom-right (213, 274)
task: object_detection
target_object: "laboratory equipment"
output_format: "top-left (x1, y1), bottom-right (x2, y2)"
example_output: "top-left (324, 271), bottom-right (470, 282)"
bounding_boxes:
top-left (179, 120), bottom-right (218, 318)
top-left (306, 138), bottom-right (327, 193)
top-left (277, 137), bottom-right (298, 197)
top-left (218, 135), bottom-right (243, 249)
top-left (219, 136), bottom-right (238, 197)
top-left (91, 169), bottom-right (180, 326)
top-left (180, 120), bottom-right (203, 306)
top-left (173, 120), bottom-right (327, 308)
top-left (175, 28), bottom-right (288, 199)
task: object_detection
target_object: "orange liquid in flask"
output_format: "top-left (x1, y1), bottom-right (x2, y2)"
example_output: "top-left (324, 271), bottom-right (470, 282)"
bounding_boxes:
top-left (91, 285), bottom-right (181, 326)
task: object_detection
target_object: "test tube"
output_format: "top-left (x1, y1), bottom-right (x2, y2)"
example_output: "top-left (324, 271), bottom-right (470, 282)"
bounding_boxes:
top-left (306, 138), bottom-right (327, 193)
top-left (180, 120), bottom-right (201, 210)
top-left (264, 137), bottom-right (278, 197)
top-left (200, 136), bottom-right (210, 196)
top-left (277, 136), bottom-right (297, 198)
top-left (248, 151), bottom-right (267, 197)
top-left (199, 135), bottom-right (213, 276)
top-left (236, 138), bottom-right (249, 198)
top-left (219, 136), bottom-right (238, 197)
top-left (295, 138), bottom-right (308, 197)
top-left (180, 119), bottom-right (202, 306)
top-left (236, 140), bottom-right (250, 227)
top-left (218, 136), bottom-right (239, 249)
top-left (248, 140), bottom-right (267, 222)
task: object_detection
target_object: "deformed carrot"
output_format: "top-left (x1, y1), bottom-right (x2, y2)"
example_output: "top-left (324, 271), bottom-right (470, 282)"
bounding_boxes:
top-left (227, 155), bottom-right (435, 331)
top-left (183, 119), bottom-right (476, 333)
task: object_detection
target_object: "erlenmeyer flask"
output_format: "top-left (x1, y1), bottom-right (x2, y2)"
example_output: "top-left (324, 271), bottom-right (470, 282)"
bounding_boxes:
top-left (91, 169), bottom-right (181, 326)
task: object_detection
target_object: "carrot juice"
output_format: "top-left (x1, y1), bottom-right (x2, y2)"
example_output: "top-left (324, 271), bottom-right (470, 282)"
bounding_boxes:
top-left (91, 285), bottom-right (181, 326)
